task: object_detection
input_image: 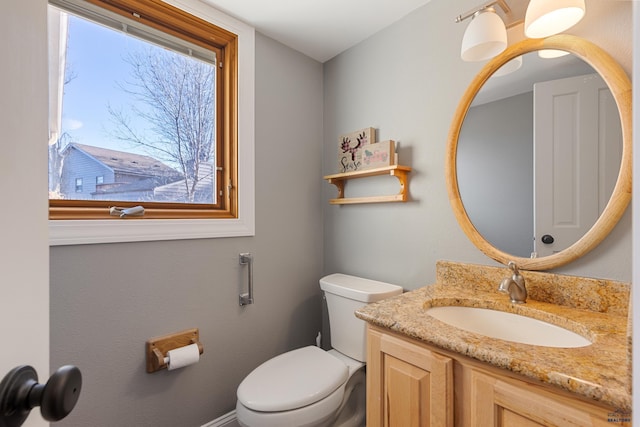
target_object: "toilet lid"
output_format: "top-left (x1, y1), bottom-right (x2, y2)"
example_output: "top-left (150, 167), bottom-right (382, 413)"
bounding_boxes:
top-left (237, 346), bottom-right (349, 412)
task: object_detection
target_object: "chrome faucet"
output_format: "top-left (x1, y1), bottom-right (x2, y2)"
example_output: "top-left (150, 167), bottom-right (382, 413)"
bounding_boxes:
top-left (498, 261), bottom-right (527, 303)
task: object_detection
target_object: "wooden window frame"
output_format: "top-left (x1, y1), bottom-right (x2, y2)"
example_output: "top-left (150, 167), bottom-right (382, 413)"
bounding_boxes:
top-left (48, 0), bottom-right (238, 220)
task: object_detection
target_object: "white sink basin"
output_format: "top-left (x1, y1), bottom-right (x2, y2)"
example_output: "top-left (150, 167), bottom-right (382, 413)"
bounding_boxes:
top-left (426, 306), bottom-right (592, 348)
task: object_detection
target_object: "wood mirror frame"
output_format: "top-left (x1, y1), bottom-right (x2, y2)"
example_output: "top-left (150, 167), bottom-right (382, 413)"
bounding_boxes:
top-left (446, 34), bottom-right (632, 270)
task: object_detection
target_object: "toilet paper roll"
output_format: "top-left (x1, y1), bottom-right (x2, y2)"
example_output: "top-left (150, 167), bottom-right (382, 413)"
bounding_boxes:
top-left (166, 343), bottom-right (200, 371)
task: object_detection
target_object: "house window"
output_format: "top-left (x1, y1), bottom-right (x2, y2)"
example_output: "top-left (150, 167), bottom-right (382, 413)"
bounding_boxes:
top-left (48, 0), bottom-right (238, 220)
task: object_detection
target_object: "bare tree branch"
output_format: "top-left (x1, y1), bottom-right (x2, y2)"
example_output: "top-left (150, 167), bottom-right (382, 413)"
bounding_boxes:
top-left (108, 48), bottom-right (215, 202)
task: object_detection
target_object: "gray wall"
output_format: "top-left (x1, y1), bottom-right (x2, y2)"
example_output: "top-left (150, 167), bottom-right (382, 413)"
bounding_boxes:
top-left (322, 0), bottom-right (632, 288)
top-left (51, 32), bottom-right (324, 426)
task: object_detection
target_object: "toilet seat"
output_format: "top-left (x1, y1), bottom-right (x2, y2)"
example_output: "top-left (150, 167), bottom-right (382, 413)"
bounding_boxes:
top-left (237, 346), bottom-right (349, 412)
top-left (236, 382), bottom-right (345, 427)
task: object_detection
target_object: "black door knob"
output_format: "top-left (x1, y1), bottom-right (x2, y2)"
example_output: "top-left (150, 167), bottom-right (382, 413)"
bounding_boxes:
top-left (541, 234), bottom-right (555, 244)
top-left (0, 365), bottom-right (82, 427)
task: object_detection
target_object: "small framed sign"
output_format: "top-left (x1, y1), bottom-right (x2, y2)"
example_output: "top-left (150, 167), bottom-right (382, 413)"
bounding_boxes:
top-left (362, 140), bottom-right (395, 170)
top-left (338, 127), bottom-right (375, 173)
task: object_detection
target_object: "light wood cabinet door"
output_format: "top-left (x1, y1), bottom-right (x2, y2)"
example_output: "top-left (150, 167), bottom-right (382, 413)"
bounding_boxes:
top-left (367, 326), bottom-right (453, 427)
top-left (467, 368), bottom-right (630, 427)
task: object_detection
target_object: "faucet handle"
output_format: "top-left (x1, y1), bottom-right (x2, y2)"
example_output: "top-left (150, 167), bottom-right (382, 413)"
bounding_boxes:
top-left (498, 278), bottom-right (512, 293)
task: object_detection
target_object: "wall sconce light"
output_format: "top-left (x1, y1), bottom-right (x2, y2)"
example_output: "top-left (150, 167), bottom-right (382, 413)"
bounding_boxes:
top-left (456, 2), bottom-right (510, 62)
top-left (525, 0), bottom-right (585, 38)
top-left (456, 0), bottom-right (586, 63)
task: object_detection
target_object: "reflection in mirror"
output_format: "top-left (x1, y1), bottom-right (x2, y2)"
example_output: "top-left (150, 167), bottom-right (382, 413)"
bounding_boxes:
top-left (457, 52), bottom-right (622, 258)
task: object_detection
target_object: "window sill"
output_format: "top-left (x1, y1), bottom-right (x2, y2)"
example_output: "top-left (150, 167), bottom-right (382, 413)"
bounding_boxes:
top-left (49, 216), bottom-right (254, 245)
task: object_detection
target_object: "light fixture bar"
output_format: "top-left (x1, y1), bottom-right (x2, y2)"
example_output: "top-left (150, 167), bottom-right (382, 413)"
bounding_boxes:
top-left (455, 0), bottom-right (511, 23)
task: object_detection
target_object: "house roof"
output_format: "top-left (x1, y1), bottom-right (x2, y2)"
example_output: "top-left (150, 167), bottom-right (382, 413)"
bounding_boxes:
top-left (154, 162), bottom-right (215, 202)
top-left (92, 177), bottom-right (161, 195)
top-left (68, 143), bottom-right (182, 179)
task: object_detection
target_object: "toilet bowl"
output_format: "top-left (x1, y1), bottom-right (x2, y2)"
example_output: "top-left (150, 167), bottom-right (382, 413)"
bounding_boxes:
top-left (236, 274), bottom-right (403, 427)
top-left (236, 347), bottom-right (365, 427)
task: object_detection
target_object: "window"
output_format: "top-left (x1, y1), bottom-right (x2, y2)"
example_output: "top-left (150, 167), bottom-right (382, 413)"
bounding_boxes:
top-left (48, 0), bottom-right (255, 245)
top-left (48, 0), bottom-right (237, 219)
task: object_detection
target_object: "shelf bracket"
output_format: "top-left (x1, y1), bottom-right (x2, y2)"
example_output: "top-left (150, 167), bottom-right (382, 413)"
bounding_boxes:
top-left (326, 178), bottom-right (345, 199)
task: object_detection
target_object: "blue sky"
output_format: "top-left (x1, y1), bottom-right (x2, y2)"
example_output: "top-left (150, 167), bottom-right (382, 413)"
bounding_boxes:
top-left (61, 14), bottom-right (152, 155)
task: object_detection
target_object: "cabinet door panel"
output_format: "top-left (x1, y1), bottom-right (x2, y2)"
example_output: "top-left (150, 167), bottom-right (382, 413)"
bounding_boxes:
top-left (501, 409), bottom-right (545, 427)
top-left (379, 331), bottom-right (453, 426)
top-left (384, 354), bottom-right (430, 426)
top-left (470, 368), bottom-right (624, 427)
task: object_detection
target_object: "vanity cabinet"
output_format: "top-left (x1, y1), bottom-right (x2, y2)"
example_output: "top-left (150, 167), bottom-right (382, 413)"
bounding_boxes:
top-left (367, 325), bottom-right (630, 427)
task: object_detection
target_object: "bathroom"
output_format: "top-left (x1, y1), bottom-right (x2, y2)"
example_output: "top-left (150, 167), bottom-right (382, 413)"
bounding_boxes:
top-left (0, 0), bottom-right (635, 426)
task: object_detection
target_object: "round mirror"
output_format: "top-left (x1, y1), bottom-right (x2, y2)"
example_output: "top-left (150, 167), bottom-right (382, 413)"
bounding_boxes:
top-left (446, 35), bottom-right (631, 270)
top-left (461, 51), bottom-right (617, 258)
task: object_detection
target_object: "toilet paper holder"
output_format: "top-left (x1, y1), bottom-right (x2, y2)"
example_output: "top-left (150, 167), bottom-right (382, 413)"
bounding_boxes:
top-left (145, 328), bottom-right (204, 373)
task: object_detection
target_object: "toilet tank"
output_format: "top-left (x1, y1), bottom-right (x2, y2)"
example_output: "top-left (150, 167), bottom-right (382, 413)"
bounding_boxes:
top-left (320, 273), bottom-right (403, 362)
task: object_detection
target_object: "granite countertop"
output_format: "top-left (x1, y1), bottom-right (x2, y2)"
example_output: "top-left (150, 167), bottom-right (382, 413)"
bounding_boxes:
top-left (355, 261), bottom-right (631, 411)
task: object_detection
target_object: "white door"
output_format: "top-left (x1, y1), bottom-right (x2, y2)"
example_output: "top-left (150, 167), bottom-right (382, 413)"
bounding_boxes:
top-left (0, 2), bottom-right (50, 427)
top-left (533, 73), bottom-right (621, 257)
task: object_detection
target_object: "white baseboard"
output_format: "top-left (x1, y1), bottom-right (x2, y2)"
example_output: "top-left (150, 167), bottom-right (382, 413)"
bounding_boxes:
top-left (201, 409), bottom-right (239, 427)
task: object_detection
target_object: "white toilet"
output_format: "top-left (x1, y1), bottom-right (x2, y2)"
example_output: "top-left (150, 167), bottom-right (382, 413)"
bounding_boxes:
top-left (236, 273), bottom-right (403, 427)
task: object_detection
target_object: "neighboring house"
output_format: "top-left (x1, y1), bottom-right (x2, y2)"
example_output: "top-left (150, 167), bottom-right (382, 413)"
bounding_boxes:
top-left (154, 162), bottom-right (215, 203)
top-left (59, 143), bottom-right (183, 201)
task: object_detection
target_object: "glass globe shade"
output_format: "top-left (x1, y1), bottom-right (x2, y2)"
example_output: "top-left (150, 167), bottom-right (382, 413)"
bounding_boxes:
top-left (493, 55), bottom-right (523, 77)
top-left (525, 0), bottom-right (586, 39)
top-left (538, 49), bottom-right (570, 59)
top-left (461, 9), bottom-right (507, 62)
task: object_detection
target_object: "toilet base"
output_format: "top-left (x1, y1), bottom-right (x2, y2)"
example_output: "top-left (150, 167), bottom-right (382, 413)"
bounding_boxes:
top-left (330, 368), bottom-right (366, 427)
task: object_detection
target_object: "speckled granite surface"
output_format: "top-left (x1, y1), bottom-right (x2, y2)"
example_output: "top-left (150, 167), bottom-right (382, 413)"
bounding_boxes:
top-left (355, 260), bottom-right (631, 411)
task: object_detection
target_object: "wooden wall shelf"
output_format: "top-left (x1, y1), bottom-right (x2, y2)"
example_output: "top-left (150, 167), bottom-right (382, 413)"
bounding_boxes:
top-left (323, 165), bottom-right (412, 205)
